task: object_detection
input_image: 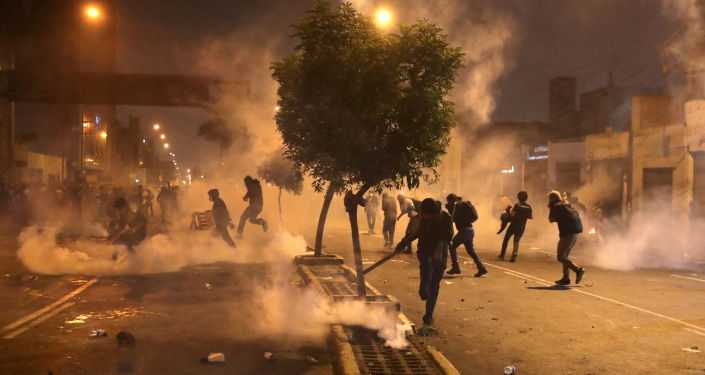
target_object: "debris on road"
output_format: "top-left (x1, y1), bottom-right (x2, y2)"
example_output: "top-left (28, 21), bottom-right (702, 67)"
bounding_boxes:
top-left (89, 329), bottom-right (107, 337)
top-left (117, 361), bottom-right (134, 374)
top-left (460, 298), bottom-right (465, 302)
top-left (264, 352), bottom-right (275, 361)
top-left (504, 365), bottom-right (517, 374)
top-left (491, 317), bottom-right (499, 321)
top-left (116, 331), bottom-right (135, 347)
top-left (205, 282), bottom-right (213, 290)
top-left (207, 353), bottom-right (226, 362)
top-left (306, 355), bottom-right (318, 363)
top-left (681, 347), bottom-right (701, 353)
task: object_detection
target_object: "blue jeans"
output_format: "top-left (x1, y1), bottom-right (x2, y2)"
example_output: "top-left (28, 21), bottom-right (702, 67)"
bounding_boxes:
top-left (449, 227), bottom-right (484, 270)
top-left (417, 249), bottom-right (447, 325)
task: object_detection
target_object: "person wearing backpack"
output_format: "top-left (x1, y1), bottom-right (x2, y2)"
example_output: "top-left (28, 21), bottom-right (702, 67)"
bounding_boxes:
top-left (395, 198), bottom-right (453, 332)
top-left (445, 194), bottom-right (488, 277)
top-left (548, 190), bottom-right (585, 285)
top-left (498, 191), bottom-right (533, 262)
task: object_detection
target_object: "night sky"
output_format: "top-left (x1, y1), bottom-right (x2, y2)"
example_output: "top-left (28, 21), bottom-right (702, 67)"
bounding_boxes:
top-left (113, 0), bottom-right (677, 168)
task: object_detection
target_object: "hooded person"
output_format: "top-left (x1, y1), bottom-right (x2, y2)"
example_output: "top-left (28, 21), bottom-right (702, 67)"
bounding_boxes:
top-left (445, 194), bottom-right (487, 277)
top-left (237, 176), bottom-right (268, 237)
top-left (109, 197), bottom-right (147, 256)
top-left (381, 192), bottom-right (398, 247)
top-left (548, 190), bottom-right (585, 285)
top-left (395, 198), bottom-right (453, 332)
top-left (208, 189), bottom-right (236, 248)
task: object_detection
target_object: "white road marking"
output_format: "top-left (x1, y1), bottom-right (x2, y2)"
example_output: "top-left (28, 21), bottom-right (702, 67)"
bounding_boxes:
top-left (1, 278), bottom-right (98, 332)
top-left (460, 256), bottom-right (705, 337)
top-left (670, 274), bottom-right (705, 284)
top-left (3, 302), bottom-right (75, 339)
top-left (684, 328), bottom-right (705, 337)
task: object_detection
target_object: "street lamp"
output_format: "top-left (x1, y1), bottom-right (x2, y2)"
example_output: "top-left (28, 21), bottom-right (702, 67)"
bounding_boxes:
top-left (163, 143), bottom-right (169, 149)
top-left (85, 5), bottom-right (101, 20)
top-left (100, 131), bottom-right (107, 139)
top-left (160, 134), bottom-right (166, 140)
top-left (375, 8), bottom-right (392, 28)
top-left (153, 123), bottom-right (160, 130)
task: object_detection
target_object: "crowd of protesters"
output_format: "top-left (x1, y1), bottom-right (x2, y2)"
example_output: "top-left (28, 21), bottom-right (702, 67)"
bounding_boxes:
top-left (360, 188), bottom-right (592, 333)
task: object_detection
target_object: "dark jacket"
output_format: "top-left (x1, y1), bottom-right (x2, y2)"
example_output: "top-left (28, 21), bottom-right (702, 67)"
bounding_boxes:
top-left (244, 179), bottom-right (263, 207)
top-left (399, 211), bottom-right (453, 259)
top-left (447, 201), bottom-right (478, 231)
top-left (549, 201), bottom-right (577, 237)
top-left (509, 202), bottom-right (533, 229)
top-left (211, 197), bottom-right (231, 227)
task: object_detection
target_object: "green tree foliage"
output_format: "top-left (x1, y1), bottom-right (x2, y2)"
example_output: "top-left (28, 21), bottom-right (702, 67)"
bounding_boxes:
top-left (272, 1), bottom-right (463, 193)
top-left (258, 150), bottom-right (304, 223)
top-left (271, 1), bottom-right (463, 288)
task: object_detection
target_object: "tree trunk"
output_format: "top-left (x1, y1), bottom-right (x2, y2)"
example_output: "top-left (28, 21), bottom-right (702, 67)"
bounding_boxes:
top-left (278, 187), bottom-right (283, 224)
top-left (314, 185), bottom-right (335, 256)
top-left (344, 187), bottom-right (370, 297)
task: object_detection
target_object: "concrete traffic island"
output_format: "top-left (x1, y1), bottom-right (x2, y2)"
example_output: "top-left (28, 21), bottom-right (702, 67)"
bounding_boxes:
top-left (294, 254), bottom-right (460, 375)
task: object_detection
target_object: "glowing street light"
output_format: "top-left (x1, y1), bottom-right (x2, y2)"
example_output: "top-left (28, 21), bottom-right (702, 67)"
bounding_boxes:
top-left (153, 123), bottom-right (160, 130)
top-left (375, 8), bottom-right (392, 27)
top-left (100, 131), bottom-right (108, 139)
top-left (163, 143), bottom-right (169, 149)
top-left (274, 105), bottom-right (281, 111)
top-left (85, 5), bottom-right (101, 20)
top-left (160, 134), bottom-right (166, 140)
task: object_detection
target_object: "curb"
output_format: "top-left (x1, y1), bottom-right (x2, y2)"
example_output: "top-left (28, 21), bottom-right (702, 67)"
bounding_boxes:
top-left (295, 256), bottom-right (461, 375)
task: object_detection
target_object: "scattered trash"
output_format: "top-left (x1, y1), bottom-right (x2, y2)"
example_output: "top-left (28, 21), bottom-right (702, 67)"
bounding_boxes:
top-left (491, 317), bottom-right (499, 321)
top-left (208, 353), bottom-right (226, 362)
top-left (417, 326), bottom-right (439, 336)
top-left (460, 298), bottom-right (465, 302)
top-left (504, 365), bottom-right (517, 374)
top-left (205, 282), bottom-right (213, 290)
top-left (632, 326), bottom-right (639, 329)
top-left (681, 347), bottom-right (701, 353)
top-left (306, 355), bottom-right (318, 363)
top-left (89, 329), bottom-right (107, 337)
top-left (383, 280), bottom-right (387, 284)
top-left (264, 352), bottom-right (275, 362)
top-left (116, 331), bottom-right (135, 347)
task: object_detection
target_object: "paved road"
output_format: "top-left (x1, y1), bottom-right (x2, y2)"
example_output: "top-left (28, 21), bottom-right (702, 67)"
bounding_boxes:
top-left (310, 223), bottom-right (705, 375)
top-left (0, 236), bottom-right (331, 375)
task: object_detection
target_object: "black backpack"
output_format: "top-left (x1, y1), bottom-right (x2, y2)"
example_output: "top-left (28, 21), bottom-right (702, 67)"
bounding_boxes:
top-left (564, 204), bottom-right (583, 234)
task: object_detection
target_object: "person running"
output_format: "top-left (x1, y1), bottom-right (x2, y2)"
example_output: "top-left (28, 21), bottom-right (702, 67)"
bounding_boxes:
top-left (396, 194), bottom-right (418, 254)
top-left (395, 198), bottom-right (453, 334)
top-left (381, 192), bottom-right (398, 248)
top-left (208, 189), bottom-right (236, 248)
top-left (498, 191), bottom-right (533, 262)
top-left (237, 176), bottom-right (268, 237)
top-left (445, 194), bottom-right (487, 277)
top-left (364, 192), bottom-right (380, 234)
top-left (548, 190), bottom-right (585, 285)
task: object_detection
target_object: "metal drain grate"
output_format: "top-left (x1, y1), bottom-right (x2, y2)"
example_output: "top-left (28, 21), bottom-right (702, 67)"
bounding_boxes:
top-left (347, 326), bottom-right (443, 375)
top-left (321, 281), bottom-right (357, 296)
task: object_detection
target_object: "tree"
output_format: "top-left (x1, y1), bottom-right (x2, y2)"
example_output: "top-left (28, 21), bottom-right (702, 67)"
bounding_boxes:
top-left (272, 1), bottom-right (463, 295)
top-left (257, 150), bottom-right (304, 223)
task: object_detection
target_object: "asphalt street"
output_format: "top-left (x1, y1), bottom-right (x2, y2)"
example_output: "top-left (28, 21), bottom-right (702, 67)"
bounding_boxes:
top-left (309, 220), bottom-right (705, 375)
top-left (0, 235), bottom-right (331, 375)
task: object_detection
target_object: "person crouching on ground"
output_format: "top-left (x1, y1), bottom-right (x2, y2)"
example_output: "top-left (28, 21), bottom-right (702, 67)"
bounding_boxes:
top-left (445, 194), bottom-right (487, 277)
top-left (109, 197), bottom-right (147, 259)
top-left (395, 198), bottom-right (453, 332)
top-left (208, 189), bottom-right (236, 248)
top-left (548, 190), bottom-right (585, 285)
top-left (498, 191), bottom-right (533, 262)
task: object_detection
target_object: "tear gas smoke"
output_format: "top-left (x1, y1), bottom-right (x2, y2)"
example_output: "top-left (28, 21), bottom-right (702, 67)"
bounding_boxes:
top-left (350, 0), bottom-right (516, 128)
